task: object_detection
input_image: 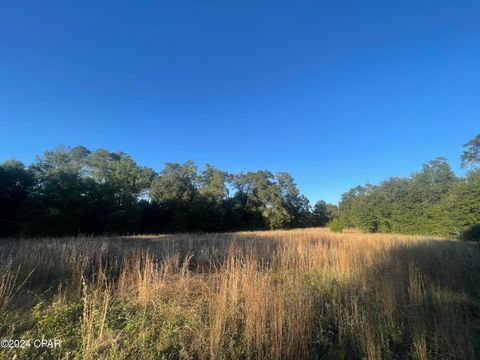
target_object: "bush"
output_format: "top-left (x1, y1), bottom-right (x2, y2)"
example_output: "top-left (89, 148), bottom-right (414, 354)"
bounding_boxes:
top-left (460, 224), bottom-right (480, 242)
top-left (328, 218), bottom-right (344, 233)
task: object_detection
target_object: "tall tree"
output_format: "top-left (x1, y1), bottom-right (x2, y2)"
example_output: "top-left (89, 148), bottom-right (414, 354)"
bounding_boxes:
top-left (0, 160), bottom-right (34, 236)
top-left (461, 133), bottom-right (480, 169)
top-left (198, 164), bottom-right (228, 202)
top-left (276, 172), bottom-right (311, 228)
top-left (191, 165), bottom-right (229, 231)
top-left (230, 171), bottom-right (289, 229)
top-left (311, 200), bottom-right (330, 227)
top-left (149, 161), bottom-right (199, 231)
top-left (31, 145), bottom-right (90, 177)
top-left (150, 161), bottom-right (198, 203)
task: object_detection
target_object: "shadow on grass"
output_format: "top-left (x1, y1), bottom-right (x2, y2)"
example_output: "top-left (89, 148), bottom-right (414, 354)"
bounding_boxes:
top-left (0, 232), bottom-right (479, 359)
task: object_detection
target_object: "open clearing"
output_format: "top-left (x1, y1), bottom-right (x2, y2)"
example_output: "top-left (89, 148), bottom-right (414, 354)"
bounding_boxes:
top-left (1, 228), bottom-right (479, 359)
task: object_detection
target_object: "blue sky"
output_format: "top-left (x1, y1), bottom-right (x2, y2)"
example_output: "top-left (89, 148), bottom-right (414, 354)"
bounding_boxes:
top-left (0, 1), bottom-right (479, 204)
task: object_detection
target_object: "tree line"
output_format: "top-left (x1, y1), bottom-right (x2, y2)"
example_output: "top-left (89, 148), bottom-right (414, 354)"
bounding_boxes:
top-left (337, 134), bottom-right (480, 240)
top-left (0, 146), bottom-right (336, 236)
top-left (1, 134), bottom-right (478, 239)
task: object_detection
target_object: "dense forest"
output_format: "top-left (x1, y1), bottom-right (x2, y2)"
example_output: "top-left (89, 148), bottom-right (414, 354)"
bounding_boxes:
top-left (1, 134), bottom-right (479, 239)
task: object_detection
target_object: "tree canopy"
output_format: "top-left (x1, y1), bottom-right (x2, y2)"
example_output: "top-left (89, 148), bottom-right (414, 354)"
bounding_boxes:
top-left (0, 146), bottom-right (336, 236)
top-left (461, 134), bottom-right (480, 169)
top-left (1, 134), bottom-right (479, 239)
top-left (336, 134), bottom-right (480, 240)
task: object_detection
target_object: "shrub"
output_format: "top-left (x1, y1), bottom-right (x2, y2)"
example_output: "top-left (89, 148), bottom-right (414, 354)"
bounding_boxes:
top-left (460, 224), bottom-right (480, 242)
top-left (328, 218), bottom-right (344, 233)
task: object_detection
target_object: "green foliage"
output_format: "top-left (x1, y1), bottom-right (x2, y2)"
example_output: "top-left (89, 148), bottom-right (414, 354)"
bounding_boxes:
top-left (338, 151), bottom-right (480, 238)
top-left (150, 161), bottom-right (198, 203)
top-left (328, 218), bottom-right (344, 233)
top-left (32, 300), bottom-right (82, 343)
top-left (0, 160), bottom-right (34, 236)
top-left (311, 200), bottom-right (337, 227)
top-left (461, 133), bottom-right (480, 169)
top-left (460, 225), bottom-right (480, 242)
top-left (0, 146), bottom-right (323, 236)
top-left (3, 134), bottom-right (479, 238)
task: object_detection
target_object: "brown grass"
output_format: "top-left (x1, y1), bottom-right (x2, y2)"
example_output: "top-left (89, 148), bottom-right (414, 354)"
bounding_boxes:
top-left (0, 228), bottom-right (479, 359)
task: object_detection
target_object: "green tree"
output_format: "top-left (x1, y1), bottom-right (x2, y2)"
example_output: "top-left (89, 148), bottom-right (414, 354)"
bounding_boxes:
top-left (191, 165), bottom-right (229, 231)
top-left (151, 161), bottom-right (198, 203)
top-left (26, 146), bottom-right (155, 235)
top-left (198, 164), bottom-right (228, 202)
top-left (311, 200), bottom-right (330, 227)
top-left (432, 171), bottom-right (480, 239)
top-left (338, 158), bottom-right (458, 234)
top-left (461, 133), bottom-right (480, 169)
top-left (229, 171), bottom-right (289, 230)
top-left (87, 149), bottom-right (155, 199)
top-left (0, 160), bottom-right (34, 236)
top-left (276, 172), bottom-right (311, 228)
top-left (149, 161), bottom-right (199, 231)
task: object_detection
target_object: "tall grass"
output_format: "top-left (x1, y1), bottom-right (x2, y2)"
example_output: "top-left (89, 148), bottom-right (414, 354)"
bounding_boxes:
top-left (0, 228), bottom-right (479, 359)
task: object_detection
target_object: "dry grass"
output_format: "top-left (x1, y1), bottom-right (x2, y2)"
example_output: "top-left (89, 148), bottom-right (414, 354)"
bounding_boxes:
top-left (0, 228), bottom-right (479, 359)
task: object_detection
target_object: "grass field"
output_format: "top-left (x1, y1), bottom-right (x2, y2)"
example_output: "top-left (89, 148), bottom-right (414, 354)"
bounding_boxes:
top-left (0, 228), bottom-right (479, 359)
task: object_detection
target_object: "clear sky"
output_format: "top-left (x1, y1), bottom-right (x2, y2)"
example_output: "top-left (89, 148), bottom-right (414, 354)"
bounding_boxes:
top-left (1, 1), bottom-right (479, 204)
